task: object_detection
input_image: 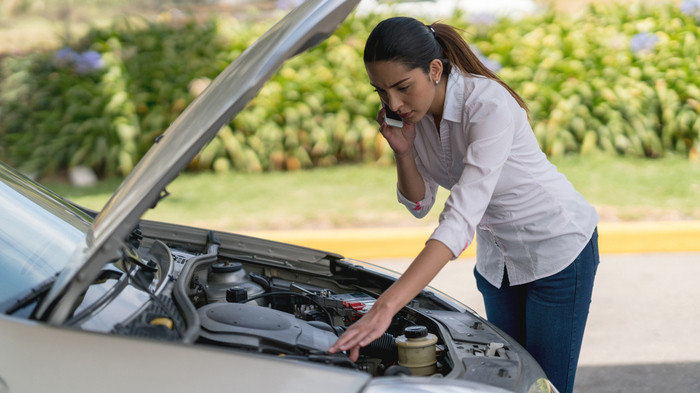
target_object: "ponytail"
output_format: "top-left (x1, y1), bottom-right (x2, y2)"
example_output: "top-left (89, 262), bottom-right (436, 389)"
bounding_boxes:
top-left (430, 22), bottom-right (529, 114)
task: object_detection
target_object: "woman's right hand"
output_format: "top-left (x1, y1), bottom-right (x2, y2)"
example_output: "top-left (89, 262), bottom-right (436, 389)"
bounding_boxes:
top-left (377, 108), bottom-right (416, 158)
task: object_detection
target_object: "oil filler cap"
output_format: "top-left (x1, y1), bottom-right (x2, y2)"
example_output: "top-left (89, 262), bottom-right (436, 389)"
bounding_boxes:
top-left (226, 287), bottom-right (248, 303)
top-left (404, 325), bottom-right (428, 338)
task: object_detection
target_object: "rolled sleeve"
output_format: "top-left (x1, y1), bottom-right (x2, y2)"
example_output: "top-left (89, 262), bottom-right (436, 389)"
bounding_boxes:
top-left (429, 219), bottom-right (469, 259)
top-left (396, 155), bottom-right (438, 218)
top-left (397, 187), bottom-right (430, 218)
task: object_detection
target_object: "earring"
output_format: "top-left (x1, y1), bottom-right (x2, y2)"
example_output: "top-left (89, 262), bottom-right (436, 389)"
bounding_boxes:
top-left (435, 80), bottom-right (439, 85)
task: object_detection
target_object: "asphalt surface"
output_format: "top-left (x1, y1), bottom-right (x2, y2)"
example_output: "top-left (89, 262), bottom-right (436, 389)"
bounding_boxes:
top-left (366, 252), bottom-right (700, 393)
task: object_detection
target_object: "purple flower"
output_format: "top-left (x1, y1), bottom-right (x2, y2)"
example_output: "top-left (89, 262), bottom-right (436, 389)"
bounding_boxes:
top-left (53, 47), bottom-right (78, 67)
top-left (471, 46), bottom-right (502, 72)
top-left (53, 47), bottom-right (104, 74)
top-left (75, 50), bottom-right (104, 75)
top-left (629, 32), bottom-right (658, 54)
top-left (680, 0), bottom-right (700, 21)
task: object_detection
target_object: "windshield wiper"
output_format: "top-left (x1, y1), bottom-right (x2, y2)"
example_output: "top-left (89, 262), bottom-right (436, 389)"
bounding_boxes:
top-left (3, 273), bottom-right (60, 315)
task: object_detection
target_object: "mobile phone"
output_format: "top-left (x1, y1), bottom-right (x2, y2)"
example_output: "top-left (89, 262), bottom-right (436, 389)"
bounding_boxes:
top-left (382, 103), bottom-right (403, 128)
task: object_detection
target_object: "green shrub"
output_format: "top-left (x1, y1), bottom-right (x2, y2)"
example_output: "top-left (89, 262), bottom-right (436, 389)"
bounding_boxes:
top-left (468, 2), bottom-right (700, 158)
top-left (0, 2), bottom-right (698, 178)
top-left (0, 50), bottom-right (136, 176)
top-left (0, 18), bottom-right (229, 177)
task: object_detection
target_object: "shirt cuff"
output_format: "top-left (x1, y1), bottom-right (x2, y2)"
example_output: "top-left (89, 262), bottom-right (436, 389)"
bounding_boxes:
top-left (429, 220), bottom-right (470, 259)
top-left (396, 187), bottom-right (432, 218)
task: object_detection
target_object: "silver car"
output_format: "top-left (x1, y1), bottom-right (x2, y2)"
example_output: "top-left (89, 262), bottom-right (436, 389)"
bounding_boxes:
top-left (0, 1), bottom-right (555, 392)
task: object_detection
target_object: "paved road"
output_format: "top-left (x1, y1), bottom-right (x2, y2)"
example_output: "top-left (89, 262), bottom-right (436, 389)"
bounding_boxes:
top-left (366, 252), bottom-right (700, 393)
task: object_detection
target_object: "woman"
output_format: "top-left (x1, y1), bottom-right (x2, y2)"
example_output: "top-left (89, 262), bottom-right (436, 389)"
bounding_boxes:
top-left (328, 17), bottom-right (600, 393)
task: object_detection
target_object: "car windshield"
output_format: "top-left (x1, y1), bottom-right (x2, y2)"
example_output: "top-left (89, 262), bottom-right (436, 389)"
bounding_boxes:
top-left (0, 162), bottom-right (92, 312)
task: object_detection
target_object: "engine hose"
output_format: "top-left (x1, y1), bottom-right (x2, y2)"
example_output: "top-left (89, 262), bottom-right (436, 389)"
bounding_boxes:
top-left (334, 326), bottom-right (397, 358)
top-left (361, 332), bottom-right (397, 357)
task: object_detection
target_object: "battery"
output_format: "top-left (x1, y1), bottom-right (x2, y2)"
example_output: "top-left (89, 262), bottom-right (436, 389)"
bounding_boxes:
top-left (331, 292), bottom-right (376, 315)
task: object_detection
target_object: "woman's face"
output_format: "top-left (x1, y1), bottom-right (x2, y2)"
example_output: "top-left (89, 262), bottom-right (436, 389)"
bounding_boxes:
top-left (365, 60), bottom-right (443, 124)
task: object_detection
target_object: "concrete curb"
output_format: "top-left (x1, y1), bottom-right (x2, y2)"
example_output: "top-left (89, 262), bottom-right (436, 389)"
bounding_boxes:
top-left (247, 221), bottom-right (700, 260)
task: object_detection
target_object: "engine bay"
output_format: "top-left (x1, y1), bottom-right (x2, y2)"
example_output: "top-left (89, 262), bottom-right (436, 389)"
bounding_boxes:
top-left (102, 224), bottom-right (525, 387)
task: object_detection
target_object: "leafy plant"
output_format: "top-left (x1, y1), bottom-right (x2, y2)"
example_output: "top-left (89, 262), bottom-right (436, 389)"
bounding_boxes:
top-left (0, 2), bottom-right (698, 178)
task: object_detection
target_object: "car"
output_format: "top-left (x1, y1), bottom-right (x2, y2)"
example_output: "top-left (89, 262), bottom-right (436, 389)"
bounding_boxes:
top-left (0, 1), bottom-right (556, 392)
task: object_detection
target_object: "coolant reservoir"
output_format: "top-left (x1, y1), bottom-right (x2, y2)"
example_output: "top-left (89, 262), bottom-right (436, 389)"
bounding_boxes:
top-left (206, 261), bottom-right (265, 304)
top-left (395, 325), bottom-right (438, 376)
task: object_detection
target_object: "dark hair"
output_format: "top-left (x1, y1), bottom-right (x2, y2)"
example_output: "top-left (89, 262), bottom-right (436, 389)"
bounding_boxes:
top-left (364, 17), bottom-right (529, 114)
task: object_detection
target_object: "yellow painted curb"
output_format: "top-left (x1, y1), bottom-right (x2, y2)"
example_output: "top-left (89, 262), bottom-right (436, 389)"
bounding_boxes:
top-left (597, 221), bottom-right (700, 254)
top-left (247, 221), bottom-right (700, 261)
top-left (249, 227), bottom-right (438, 260)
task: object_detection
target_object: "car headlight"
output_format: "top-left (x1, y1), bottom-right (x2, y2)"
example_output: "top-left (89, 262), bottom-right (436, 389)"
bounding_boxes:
top-left (527, 378), bottom-right (559, 393)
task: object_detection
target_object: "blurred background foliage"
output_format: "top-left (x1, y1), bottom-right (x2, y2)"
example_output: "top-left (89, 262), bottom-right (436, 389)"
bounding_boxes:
top-left (0, 0), bottom-right (698, 179)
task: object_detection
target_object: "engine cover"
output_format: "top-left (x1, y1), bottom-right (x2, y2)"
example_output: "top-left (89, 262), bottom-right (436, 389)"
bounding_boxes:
top-left (197, 302), bottom-right (338, 353)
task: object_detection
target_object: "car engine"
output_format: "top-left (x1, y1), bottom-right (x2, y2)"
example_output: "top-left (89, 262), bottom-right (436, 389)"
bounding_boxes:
top-left (102, 225), bottom-right (527, 388)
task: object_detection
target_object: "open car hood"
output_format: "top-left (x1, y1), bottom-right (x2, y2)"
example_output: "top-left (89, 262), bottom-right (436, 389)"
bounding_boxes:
top-left (37, 0), bottom-right (360, 324)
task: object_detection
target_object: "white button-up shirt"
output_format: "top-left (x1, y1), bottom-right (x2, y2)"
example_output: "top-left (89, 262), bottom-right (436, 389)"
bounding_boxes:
top-left (398, 69), bottom-right (599, 288)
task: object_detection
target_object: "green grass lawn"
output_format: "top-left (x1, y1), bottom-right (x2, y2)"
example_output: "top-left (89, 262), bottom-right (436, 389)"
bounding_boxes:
top-left (44, 154), bottom-right (700, 232)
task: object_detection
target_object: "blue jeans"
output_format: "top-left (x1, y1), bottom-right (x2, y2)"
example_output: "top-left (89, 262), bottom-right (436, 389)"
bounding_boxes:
top-left (474, 229), bottom-right (599, 393)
